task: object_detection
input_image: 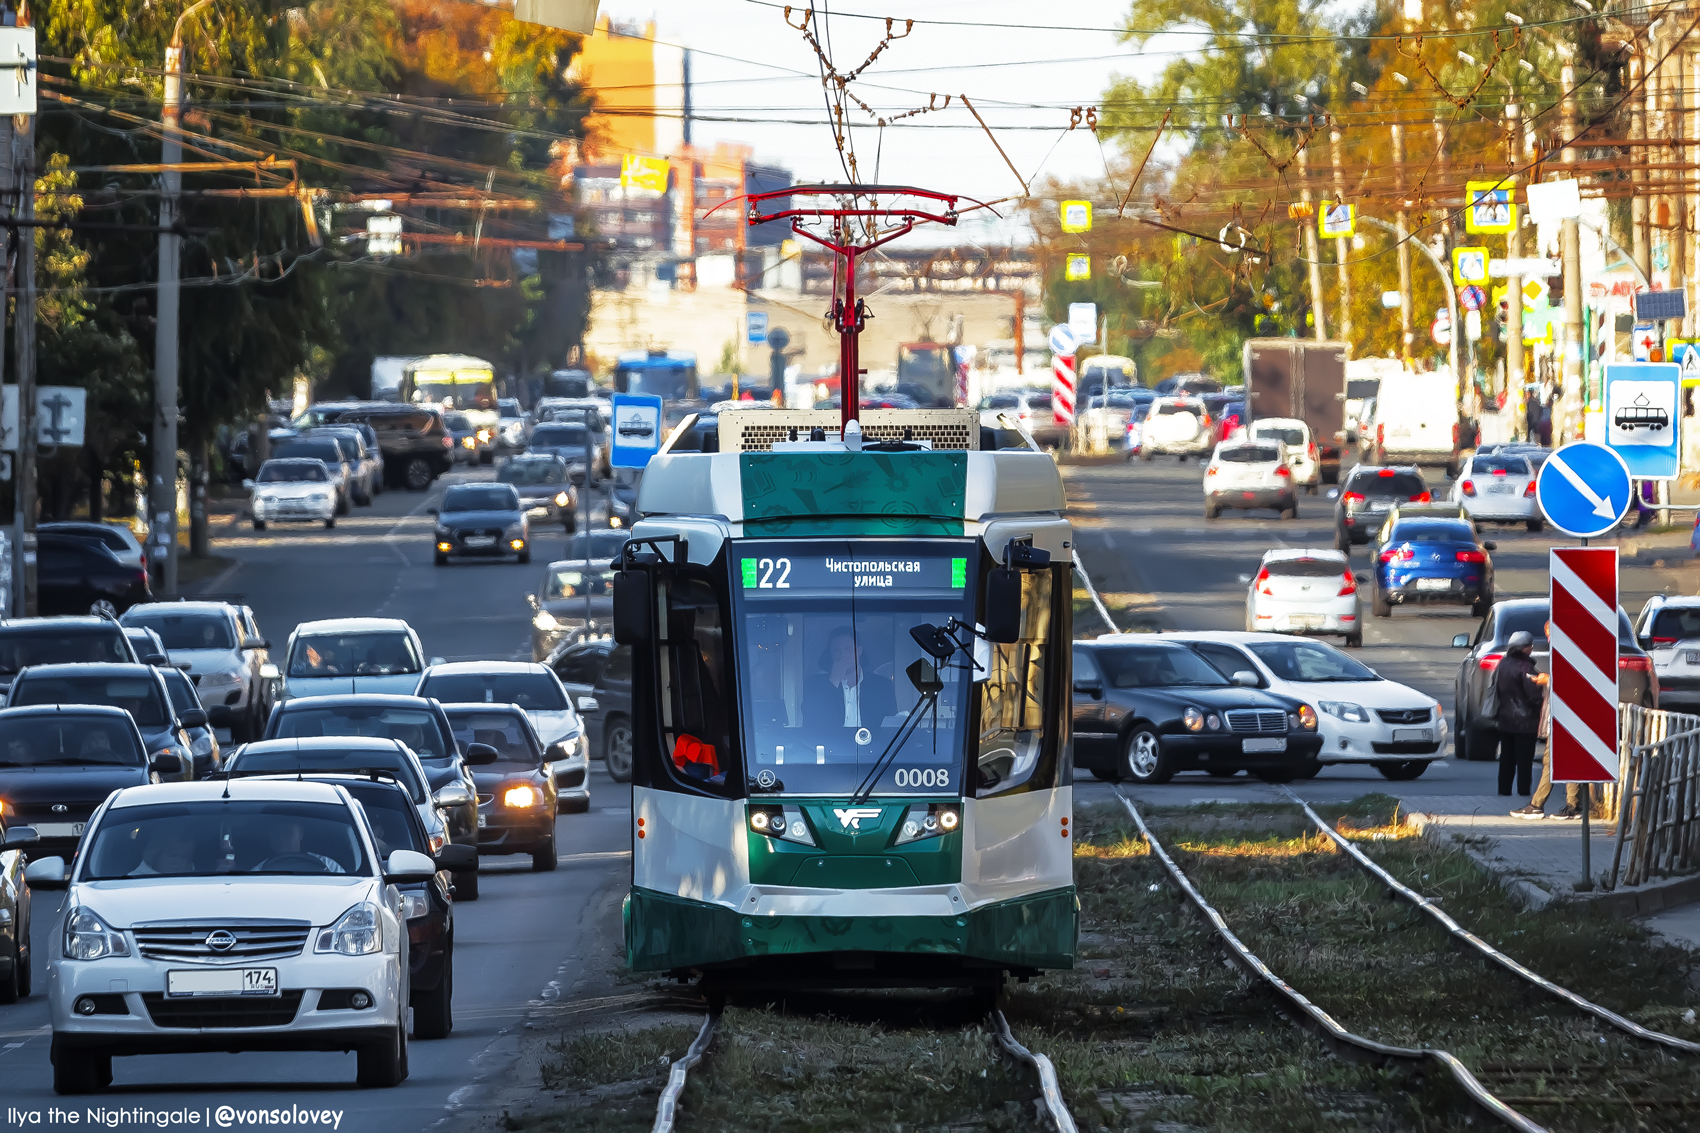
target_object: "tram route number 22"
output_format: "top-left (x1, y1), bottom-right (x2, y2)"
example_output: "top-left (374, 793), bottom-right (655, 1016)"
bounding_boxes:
top-left (751, 557), bottom-right (791, 588)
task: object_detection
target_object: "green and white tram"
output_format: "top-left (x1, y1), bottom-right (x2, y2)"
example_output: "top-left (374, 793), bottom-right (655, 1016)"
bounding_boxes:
top-left (614, 408), bottom-right (1075, 988)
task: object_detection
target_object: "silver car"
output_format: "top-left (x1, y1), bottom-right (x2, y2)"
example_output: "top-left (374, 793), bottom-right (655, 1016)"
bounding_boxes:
top-left (1449, 451), bottom-right (1541, 531)
top-left (1635, 595), bottom-right (1700, 713)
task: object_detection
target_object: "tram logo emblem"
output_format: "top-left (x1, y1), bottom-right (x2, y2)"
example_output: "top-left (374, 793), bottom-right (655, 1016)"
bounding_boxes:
top-left (832, 807), bottom-right (883, 831)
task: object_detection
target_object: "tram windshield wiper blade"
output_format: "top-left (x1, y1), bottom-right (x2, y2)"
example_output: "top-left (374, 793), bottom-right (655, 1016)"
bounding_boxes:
top-left (849, 691), bottom-right (939, 806)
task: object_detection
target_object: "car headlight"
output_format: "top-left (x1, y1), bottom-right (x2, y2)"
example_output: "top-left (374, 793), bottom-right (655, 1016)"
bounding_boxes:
top-left (554, 491), bottom-right (570, 507)
top-left (201, 668), bottom-right (243, 686)
top-left (533, 610), bottom-right (559, 632)
top-left (65, 907), bottom-right (130, 960)
top-left (1183, 707), bottom-right (1205, 733)
top-left (401, 892), bottom-right (431, 921)
top-left (1319, 701), bottom-right (1372, 724)
top-left (316, 902), bottom-right (382, 955)
top-left (190, 732), bottom-right (215, 758)
top-left (1293, 705), bottom-right (1319, 731)
top-left (502, 784), bottom-right (540, 809)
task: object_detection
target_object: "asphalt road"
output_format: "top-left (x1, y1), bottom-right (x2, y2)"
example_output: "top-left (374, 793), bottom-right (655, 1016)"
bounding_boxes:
top-left (0, 466), bottom-right (635, 1131)
top-left (1064, 456), bottom-right (1695, 806)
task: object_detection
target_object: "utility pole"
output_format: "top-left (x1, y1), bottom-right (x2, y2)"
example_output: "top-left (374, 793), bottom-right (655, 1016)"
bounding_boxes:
top-left (1329, 117), bottom-right (1352, 348)
top-left (152, 0), bottom-right (214, 598)
top-left (1631, 52), bottom-right (1651, 283)
top-left (1665, 47), bottom-right (1686, 345)
top-left (15, 109), bottom-right (32, 617)
top-left (1560, 57), bottom-right (1584, 444)
top-left (1296, 135), bottom-right (1328, 340)
top-left (1505, 101), bottom-right (1524, 403)
top-left (1392, 121), bottom-right (1414, 361)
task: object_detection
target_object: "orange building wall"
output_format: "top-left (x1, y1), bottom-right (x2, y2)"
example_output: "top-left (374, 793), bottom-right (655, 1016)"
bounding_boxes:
top-left (575, 17), bottom-right (658, 159)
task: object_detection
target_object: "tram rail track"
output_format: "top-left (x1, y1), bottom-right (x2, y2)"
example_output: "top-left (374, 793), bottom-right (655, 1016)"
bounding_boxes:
top-left (1116, 791), bottom-right (1700, 1133)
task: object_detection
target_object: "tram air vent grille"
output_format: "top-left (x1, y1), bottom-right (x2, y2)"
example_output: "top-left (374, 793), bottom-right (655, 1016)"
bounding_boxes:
top-left (717, 409), bottom-right (979, 453)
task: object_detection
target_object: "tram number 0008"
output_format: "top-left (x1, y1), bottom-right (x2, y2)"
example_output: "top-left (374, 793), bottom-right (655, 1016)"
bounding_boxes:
top-left (893, 768), bottom-right (950, 788)
top-left (756, 558), bottom-right (791, 588)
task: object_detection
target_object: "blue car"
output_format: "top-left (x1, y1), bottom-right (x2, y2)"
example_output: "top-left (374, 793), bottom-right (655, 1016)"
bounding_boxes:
top-left (1370, 517), bottom-right (1495, 619)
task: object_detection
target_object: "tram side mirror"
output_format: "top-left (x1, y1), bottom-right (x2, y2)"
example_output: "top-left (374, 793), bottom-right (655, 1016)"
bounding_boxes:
top-left (909, 623), bottom-right (955, 661)
top-left (906, 658), bottom-right (943, 696)
top-left (983, 568), bottom-right (1022, 644)
top-left (612, 570), bottom-right (651, 645)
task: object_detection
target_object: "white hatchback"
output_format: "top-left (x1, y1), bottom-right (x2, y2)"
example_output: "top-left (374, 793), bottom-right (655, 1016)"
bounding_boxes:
top-left (28, 779), bottom-right (434, 1094)
top-left (1450, 451), bottom-right (1542, 530)
top-left (1165, 632), bottom-right (1446, 780)
top-left (1204, 440), bottom-right (1299, 519)
top-left (280, 618), bottom-right (427, 700)
top-left (1244, 548), bottom-right (1362, 647)
top-left (1247, 418), bottom-right (1321, 492)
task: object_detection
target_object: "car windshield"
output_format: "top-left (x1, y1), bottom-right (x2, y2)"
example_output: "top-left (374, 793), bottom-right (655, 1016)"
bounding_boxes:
top-left (11, 674), bottom-right (169, 727)
top-left (1390, 521), bottom-right (1476, 543)
top-left (1218, 445), bottom-right (1280, 464)
top-left (0, 627), bottom-right (130, 673)
top-left (419, 672), bottom-right (566, 711)
top-left (1350, 470), bottom-right (1426, 497)
top-left (1105, 389), bottom-right (1149, 408)
top-left (1156, 403), bottom-right (1197, 417)
top-left (499, 461), bottom-right (565, 486)
top-left (545, 565), bottom-right (616, 599)
top-left (161, 670), bottom-right (201, 713)
top-left (122, 612), bottom-right (236, 651)
top-left (1265, 558), bottom-right (1345, 578)
top-left (1651, 606), bottom-right (1700, 642)
top-left (1254, 425), bottom-right (1306, 446)
top-left (272, 440), bottom-right (340, 464)
top-left (258, 461), bottom-right (328, 483)
top-left (1497, 606), bottom-right (1552, 648)
top-left (730, 540), bottom-right (977, 797)
top-left (339, 782), bottom-right (427, 856)
top-left (981, 393), bottom-right (1021, 409)
top-left (1245, 640), bottom-right (1378, 682)
top-left (269, 705), bottom-right (448, 758)
top-left (443, 413), bottom-right (471, 431)
top-left (443, 708), bottom-right (541, 766)
top-left (1094, 645), bottom-right (1228, 688)
top-left (82, 800), bottom-right (370, 879)
top-left (498, 399), bottom-right (522, 419)
top-left (533, 425), bottom-right (589, 448)
top-left (444, 486), bottom-right (519, 512)
top-left (1472, 455), bottom-right (1532, 475)
top-left (46, 524), bottom-right (130, 552)
top-left (288, 632), bottom-right (421, 677)
top-left (564, 531), bottom-right (631, 560)
top-left (228, 748), bottom-right (425, 803)
top-left (0, 715), bottom-right (143, 766)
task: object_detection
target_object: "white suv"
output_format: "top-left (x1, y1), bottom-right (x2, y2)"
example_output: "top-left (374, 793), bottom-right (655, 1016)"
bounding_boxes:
top-left (1246, 418), bottom-right (1321, 493)
top-left (28, 779), bottom-right (434, 1093)
top-left (119, 601), bottom-right (274, 741)
top-left (1204, 439), bottom-right (1298, 519)
top-left (1243, 548), bottom-right (1363, 647)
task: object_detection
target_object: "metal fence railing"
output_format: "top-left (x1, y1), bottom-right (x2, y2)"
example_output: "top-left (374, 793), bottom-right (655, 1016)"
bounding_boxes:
top-left (1609, 705), bottom-right (1700, 890)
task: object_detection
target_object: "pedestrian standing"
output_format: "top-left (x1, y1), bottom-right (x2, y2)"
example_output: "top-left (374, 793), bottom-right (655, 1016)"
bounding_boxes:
top-left (1513, 623), bottom-right (1586, 819)
top-left (1495, 630), bottom-right (1548, 796)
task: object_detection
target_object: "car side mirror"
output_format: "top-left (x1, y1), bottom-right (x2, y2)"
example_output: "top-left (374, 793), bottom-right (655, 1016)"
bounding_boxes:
top-left (1639, 636), bottom-right (1655, 650)
top-left (577, 695), bottom-right (600, 713)
top-left (983, 568), bottom-right (1022, 644)
top-left (433, 783), bottom-right (472, 809)
top-left (1354, 573), bottom-right (1369, 583)
top-left (1452, 634), bottom-right (1471, 648)
top-left (260, 663), bottom-right (280, 680)
top-left (241, 479), bottom-right (255, 491)
top-left (464, 742), bottom-right (500, 766)
top-left (179, 709), bottom-right (209, 729)
top-left (526, 593), bottom-right (539, 611)
top-left (1482, 541), bottom-right (1497, 551)
top-left (385, 849), bottom-right (437, 882)
top-left (1231, 671), bottom-right (1260, 688)
top-left (243, 637), bottom-right (270, 650)
top-left (613, 570), bottom-right (652, 645)
top-left (1326, 488), bottom-right (1340, 500)
top-left (3, 825), bottom-right (38, 847)
top-left (435, 843), bottom-right (477, 872)
top-left (426, 507), bottom-right (439, 516)
top-left (428, 657), bottom-right (446, 667)
top-left (142, 652), bottom-right (169, 666)
top-left (150, 752), bottom-right (184, 775)
top-left (24, 856), bottom-right (67, 884)
top-left (1073, 678), bottom-right (1102, 696)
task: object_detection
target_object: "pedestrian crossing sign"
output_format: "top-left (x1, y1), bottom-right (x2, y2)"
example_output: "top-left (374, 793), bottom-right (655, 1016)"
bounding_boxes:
top-left (1319, 201), bottom-right (1355, 239)
top-left (1464, 179), bottom-right (1516, 235)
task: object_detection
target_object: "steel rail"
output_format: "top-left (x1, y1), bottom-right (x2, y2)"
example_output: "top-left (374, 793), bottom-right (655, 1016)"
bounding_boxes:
top-left (1116, 792), bottom-right (1547, 1133)
top-left (1279, 787), bottom-right (1700, 1055)
top-left (651, 1009), bottom-right (720, 1133)
top-left (991, 1010), bottom-right (1079, 1133)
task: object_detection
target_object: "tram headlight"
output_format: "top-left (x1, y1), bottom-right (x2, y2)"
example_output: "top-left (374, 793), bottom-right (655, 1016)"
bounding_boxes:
top-left (895, 803), bottom-right (960, 845)
top-left (747, 805), bottom-right (816, 847)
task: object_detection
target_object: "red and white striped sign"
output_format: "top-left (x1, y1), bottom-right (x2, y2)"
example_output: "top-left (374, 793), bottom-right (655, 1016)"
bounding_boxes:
top-left (1550, 547), bottom-right (1620, 784)
top-left (1052, 353), bottom-right (1076, 428)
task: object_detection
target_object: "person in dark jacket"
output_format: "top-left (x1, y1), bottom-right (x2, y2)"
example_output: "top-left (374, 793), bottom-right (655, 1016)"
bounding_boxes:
top-left (1495, 630), bottom-right (1548, 795)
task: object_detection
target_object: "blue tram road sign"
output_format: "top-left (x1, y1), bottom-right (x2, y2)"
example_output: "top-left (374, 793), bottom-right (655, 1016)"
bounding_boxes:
top-left (1604, 362), bottom-right (1682, 479)
top-left (1536, 441), bottom-right (1632, 539)
top-left (610, 393), bottom-right (665, 469)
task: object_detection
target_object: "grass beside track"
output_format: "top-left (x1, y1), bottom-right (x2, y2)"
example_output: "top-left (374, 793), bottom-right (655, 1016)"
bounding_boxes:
top-left (501, 796), bottom-right (1700, 1133)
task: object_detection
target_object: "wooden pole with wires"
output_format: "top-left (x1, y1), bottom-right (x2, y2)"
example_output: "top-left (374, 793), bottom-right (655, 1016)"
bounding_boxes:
top-left (1505, 101), bottom-right (1524, 402)
top-left (1392, 121), bottom-right (1414, 361)
top-left (1631, 52), bottom-right (1651, 285)
top-left (1329, 118), bottom-right (1352, 348)
top-left (1296, 136), bottom-right (1328, 341)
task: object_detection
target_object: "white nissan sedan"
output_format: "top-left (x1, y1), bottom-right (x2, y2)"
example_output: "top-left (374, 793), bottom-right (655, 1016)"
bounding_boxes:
top-left (1244, 548), bottom-right (1362, 647)
top-left (28, 779), bottom-right (435, 1094)
top-left (1165, 632), bottom-right (1447, 781)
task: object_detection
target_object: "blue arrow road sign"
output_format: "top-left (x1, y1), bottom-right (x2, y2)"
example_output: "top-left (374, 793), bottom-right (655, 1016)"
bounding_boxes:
top-left (1536, 441), bottom-right (1632, 538)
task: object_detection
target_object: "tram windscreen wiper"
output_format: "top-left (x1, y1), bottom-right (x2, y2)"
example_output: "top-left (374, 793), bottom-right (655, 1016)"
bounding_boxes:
top-left (849, 657), bottom-right (946, 806)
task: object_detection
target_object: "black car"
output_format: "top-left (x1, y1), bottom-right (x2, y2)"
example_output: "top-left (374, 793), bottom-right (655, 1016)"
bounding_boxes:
top-left (547, 637), bottom-right (633, 781)
top-left (0, 803), bottom-right (35, 1002)
top-left (241, 773), bottom-right (470, 1038)
top-left (562, 529), bottom-right (632, 563)
top-left (158, 666), bottom-right (221, 777)
top-left (497, 454), bottom-right (578, 531)
top-left (37, 534), bottom-right (151, 617)
top-left (430, 483), bottom-right (530, 566)
top-left (261, 693), bottom-right (482, 896)
top-left (331, 405), bottom-right (455, 491)
top-left (1071, 639), bottom-right (1322, 784)
top-left (122, 626), bottom-right (169, 667)
top-left (440, 703), bottom-right (558, 870)
top-left (7, 665), bottom-right (203, 783)
top-left (527, 423), bottom-right (601, 485)
top-left (0, 704), bottom-right (178, 862)
top-left (529, 559), bottom-right (616, 662)
top-left (0, 617), bottom-right (137, 700)
top-left (1332, 465), bottom-right (1431, 550)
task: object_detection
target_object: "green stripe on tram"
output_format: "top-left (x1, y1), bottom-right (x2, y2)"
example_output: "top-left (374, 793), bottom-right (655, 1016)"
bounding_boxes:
top-left (739, 451), bottom-right (969, 536)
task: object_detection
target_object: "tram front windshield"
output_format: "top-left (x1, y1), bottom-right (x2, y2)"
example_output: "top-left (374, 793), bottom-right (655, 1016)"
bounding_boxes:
top-left (731, 541), bottom-right (974, 796)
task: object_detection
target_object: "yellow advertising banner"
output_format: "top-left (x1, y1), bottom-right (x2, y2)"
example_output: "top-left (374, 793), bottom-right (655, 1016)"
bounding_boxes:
top-left (620, 154), bottom-right (670, 194)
